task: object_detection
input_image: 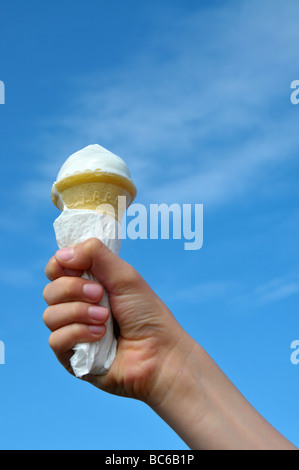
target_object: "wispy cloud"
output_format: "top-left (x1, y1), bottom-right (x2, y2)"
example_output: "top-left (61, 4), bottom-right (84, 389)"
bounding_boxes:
top-left (171, 280), bottom-right (237, 304)
top-left (170, 274), bottom-right (299, 309)
top-left (254, 278), bottom-right (299, 304)
top-left (0, 267), bottom-right (36, 287)
top-left (25, 0), bottom-right (299, 210)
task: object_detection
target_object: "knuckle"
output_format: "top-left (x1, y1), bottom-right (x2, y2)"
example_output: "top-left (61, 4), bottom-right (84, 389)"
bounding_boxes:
top-left (43, 307), bottom-right (52, 328)
top-left (63, 277), bottom-right (80, 299)
top-left (71, 302), bottom-right (85, 321)
top-left (125, 264), bottom-right (141, 286)
top-left (115, 263), bottom-right (143, 295)
top-left (48, 332), bottom-right (58, 352)
top-left (72, 323), bottom-right (84, 340)
top-left (84, 238), bottom-right (103, 257)
top-left (43, 283), bottom-right (51, 303)
top-left (63, 282), bottom-right (73, 299)
top-left (44, 258), bottom-right (55, 279)
top-left (45, 256), bottom-right (62, 281)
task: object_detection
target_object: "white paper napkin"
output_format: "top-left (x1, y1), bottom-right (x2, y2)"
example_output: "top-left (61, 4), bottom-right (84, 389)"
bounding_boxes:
top-left (53, 209), bottom-right (120, 377)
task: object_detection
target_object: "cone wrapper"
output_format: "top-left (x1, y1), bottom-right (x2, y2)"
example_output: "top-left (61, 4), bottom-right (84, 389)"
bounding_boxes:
top-left (53, 209), bottom-right (120, 377)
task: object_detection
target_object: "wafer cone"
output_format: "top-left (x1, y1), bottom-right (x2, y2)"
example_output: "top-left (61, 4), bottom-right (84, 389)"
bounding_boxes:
top-left (51, 170), bottom-right (137, 221)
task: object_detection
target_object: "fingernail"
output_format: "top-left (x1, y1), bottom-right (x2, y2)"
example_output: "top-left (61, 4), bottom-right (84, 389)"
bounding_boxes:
top-left (89, 325), bottom-right (105, 335)
top-left (83, 283), bottom-right (102, 300)
top-left (56, 247), bottom-right (74, 261)
top-left (88, 306), bottom-right (108, 322)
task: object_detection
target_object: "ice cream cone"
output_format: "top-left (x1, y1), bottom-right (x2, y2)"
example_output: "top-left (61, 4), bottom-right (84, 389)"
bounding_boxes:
top-left (51, 144), bottom-right (137, 377)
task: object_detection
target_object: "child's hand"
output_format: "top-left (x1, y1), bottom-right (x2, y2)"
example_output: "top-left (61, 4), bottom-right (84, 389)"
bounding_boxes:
top-left (43, 238), bottom-right (190, 407)
top-left (43, 238), bottom-right (296, 450)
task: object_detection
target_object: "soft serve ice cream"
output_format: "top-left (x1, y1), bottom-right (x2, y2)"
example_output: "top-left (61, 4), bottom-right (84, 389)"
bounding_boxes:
top-left (52, 144), bottom-right (136, 214)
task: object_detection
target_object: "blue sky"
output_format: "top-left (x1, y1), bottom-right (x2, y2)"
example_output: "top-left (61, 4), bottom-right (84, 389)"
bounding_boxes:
top-left (0, 0), bottom-right (299, 449)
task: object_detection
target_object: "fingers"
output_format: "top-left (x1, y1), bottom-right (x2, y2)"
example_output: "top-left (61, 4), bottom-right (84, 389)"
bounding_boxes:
top-left (45, 239), bottom-right (143, 298)
top-left (43, 300), bottom-right (109, 374)
top-left (43, 276), bottom-right (103, 306)
top-left (45, 255), bottom-right (83, 281)
top-left (43, 302), bottom-right (110, 331)
top-left (54, 239), bottom-right (141, 294)
top-left (43, 241), bottom-right (131, 375)
top-left (48, 323), bottom-right (106, 364)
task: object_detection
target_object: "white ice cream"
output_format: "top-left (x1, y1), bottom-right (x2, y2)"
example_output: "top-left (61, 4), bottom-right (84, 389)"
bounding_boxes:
top-left (56, 144), bottom-right (133, 182)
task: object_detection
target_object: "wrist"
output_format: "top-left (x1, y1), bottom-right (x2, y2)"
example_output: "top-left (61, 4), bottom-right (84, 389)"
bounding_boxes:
top-left (146, 329), bottom-right (210, 449)
top-left (146, 332), bottom-right (296, 450)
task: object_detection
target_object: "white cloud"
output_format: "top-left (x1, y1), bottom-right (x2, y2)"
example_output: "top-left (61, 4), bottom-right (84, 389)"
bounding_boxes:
top-left (0, 267), bottom-right (36, 287)
top-left (171, 280), bottom-right (236, 304)
top-left (254, 278), bottom-right (299, 304)
top-left (170, 274), bottom-right (299, 309)
top-left (26, 0), bottom-right (299, 210)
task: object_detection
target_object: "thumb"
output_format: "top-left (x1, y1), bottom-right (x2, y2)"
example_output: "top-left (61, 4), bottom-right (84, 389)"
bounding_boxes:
top-left (55, 238), bottom-right (140, 295)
